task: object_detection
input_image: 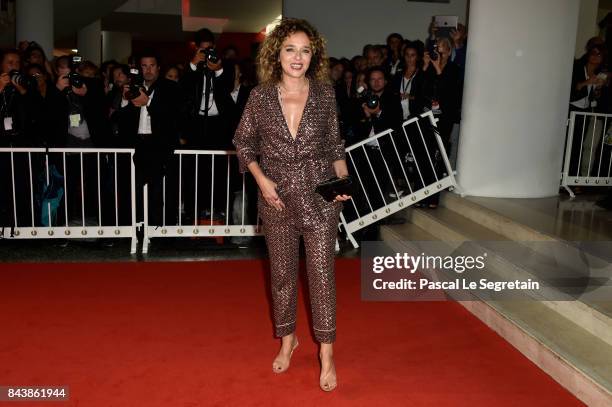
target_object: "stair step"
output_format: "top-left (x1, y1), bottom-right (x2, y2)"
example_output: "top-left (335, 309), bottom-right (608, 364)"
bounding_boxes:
top-left (408, 206), bottom-right (612, 347)
top-left (380, 227), bottom-right (612, 405)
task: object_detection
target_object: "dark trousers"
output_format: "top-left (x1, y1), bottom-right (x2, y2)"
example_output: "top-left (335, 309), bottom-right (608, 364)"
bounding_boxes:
top-left (183, 115), bottom-right (232, 222)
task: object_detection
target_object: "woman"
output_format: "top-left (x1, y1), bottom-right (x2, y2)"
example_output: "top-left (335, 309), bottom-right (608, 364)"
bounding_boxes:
top-left (421, 37), bottom-right (461, 208)
top-left (232, 18), bottom-right (350, 392)
top-left (392, 41), bottom-right (426, 120)
top-left (390, 42), bottom-right (429, 203)
top-left (164, 65), bottom-right (182, 82)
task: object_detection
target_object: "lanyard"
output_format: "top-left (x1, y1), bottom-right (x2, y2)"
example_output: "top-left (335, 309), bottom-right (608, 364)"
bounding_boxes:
top-left (401, 71), bottom-right (416, 94)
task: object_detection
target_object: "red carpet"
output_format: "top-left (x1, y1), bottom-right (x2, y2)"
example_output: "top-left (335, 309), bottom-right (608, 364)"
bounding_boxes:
top-left (0, 259), bottom-right (583, 406)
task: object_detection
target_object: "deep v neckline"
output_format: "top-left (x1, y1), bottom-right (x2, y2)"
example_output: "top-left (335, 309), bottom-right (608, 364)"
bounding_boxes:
top-left (276, 81), bottom-right (311, 142)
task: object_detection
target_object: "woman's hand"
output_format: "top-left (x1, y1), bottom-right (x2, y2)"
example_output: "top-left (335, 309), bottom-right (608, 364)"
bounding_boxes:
top-left (258, 175), bottom-right (286, 211)
top-left (334, 194), bottom-right (351, 202)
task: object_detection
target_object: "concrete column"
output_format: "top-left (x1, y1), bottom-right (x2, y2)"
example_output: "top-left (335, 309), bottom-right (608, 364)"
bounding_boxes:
top-left (102, 31), bottom-right (132, 64)
top-left (16, 0), bottom-right (54, 57)
top-left (78, 20), bottom-right (102, 65)
top-left (456, 0), bottom-right (580, 198)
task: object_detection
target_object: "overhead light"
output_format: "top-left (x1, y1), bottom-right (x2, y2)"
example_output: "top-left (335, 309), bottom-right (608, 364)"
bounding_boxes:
top-left (71, 49), bottom-right (78, 53)
top-left (265, 15), bottom-right (282, 35)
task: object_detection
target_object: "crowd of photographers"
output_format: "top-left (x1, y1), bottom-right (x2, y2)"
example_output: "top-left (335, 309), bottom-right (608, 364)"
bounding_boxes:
top-left (0, 22), bottom-right (468, 232)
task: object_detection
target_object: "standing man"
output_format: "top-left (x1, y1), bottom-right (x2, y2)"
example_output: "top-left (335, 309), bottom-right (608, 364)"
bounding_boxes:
top-left (115, 51), bottom-right (183, 225)
top-left (180, 28), bottom-right (235, 222)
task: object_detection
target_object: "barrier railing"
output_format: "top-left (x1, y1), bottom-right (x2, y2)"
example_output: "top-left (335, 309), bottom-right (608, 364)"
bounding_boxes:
top-left (141, 150), bottom-right (262, 254)
top-left (0, 147), bottom-right (138, 253)
top-left (2, 112), bottom-right (458, 255)
top-left (340, 111), bottom-right (460, 248)
top-left (562, 111), bottom-right (612, 197)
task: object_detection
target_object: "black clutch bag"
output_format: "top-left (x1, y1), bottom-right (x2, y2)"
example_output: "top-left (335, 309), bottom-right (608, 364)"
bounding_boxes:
top-left (315, 176), bottom-right (354, 202)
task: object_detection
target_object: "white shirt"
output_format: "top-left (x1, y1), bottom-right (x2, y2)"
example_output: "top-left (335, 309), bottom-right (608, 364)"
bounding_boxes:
top-left (189, 62), bottom-right (223, 116)
top-left (365, 110), bottom-right (382, 147)
top-left (121, 84), bottom-right (154, 134)
top-left (570, 66), bottom-right (595, 110)
top-left (400, 74), bottom-right (415, 120)
top-left (231, 84), bottom-right (240, 103)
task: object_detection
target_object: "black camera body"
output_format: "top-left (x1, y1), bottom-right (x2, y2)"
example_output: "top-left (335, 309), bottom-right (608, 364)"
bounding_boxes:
top-left (196, 47), bottom-right (219, 71)
top-left (9, 70), bottom-right (33, 88)
top-left (362, 90), bottom-right (381, 110)
top-left (67, 72), bottom-right (84, 89)
top-left (430, 44), bottom-right (439, 61)
top-left (125, 68), bottom-right (144, 100)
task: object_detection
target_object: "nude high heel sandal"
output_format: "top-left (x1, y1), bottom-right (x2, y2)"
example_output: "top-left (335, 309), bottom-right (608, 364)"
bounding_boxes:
top-left (319, 354), bottom-right (337, 392)
top-left (272, 336), bottom-right (299, 373)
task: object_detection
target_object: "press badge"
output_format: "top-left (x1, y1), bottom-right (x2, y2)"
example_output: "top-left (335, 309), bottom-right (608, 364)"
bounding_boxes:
top-left (3, 116), bottom-right (13, 131)
top-left (69, 113), bottom-right (81, 127)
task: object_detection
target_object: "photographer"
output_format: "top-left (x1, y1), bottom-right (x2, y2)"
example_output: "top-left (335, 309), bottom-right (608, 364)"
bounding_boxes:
top-left (349, 66), bottom-right (404, 219)
top-left (114, 52), bottom-right (183, 225)
top-left (353, 66), bottom-right (403, 142)
top-left (51, 56), bottom-right (108, 148)
top-left (421, 37), bottom-right (461, 208)
top-left (48, 57), bottom-right (110, 226)
top-left (0, 49), bottom-right (29, 147)
top-left (180, 28), bottom-right (234, 149)
top-left (0, 49), bottom-right (31, 228)
top-left (179, 28), bottom-right (235, 223)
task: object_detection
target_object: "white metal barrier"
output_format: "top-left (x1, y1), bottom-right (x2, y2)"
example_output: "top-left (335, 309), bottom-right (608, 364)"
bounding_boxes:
top-left (340, 111), bottom-right (460, 248)
top-left (141, 111), bottom-right (460, 253)
top-left (562, 111), bottom-right (612, 197)
top-left (141, 150), bottom-right (262, 254)
top-left (0, 147), bottom-right (138, 253)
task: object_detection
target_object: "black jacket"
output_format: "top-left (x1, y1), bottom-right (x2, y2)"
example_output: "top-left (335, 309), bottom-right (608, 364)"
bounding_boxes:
top-left (422, 61), bottom-right (462, 123)
top-left (390, 68), bottom-right (427, 119)
top-left (114, 77), bottom-right (184, 181)
top-left (179, 62), bottom-right (235, 142)
top-left (352, 89), bottom-right (403, 143)
top-left (47, 77), bottom-right (110, 147)
top-left (0, 85), bottom-right (29, 147)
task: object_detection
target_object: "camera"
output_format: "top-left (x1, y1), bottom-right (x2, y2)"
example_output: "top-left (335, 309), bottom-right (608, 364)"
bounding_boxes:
top-left (125, 68), bottom-right (144, 100)
top-left (197, 47), bottom-right (219, 70)
top-left (66, 71), bottom-right (84, 89)
top-left (9, 70), bottom-right (33, 88)
top-left (430, 44), bottom-right (439, 61)
top-left (357, 87), bottom-right (380, 110)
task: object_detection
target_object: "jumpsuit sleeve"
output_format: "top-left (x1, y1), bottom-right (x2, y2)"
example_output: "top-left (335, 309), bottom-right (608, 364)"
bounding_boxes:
top-left (326, 84), bottom-right (346, 162)
top-left (232, 86), bottom-right (261, 173)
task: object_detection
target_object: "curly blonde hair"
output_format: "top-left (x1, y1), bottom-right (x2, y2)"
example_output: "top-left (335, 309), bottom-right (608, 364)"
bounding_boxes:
top-left (257, 18), bottom-right (330, 85)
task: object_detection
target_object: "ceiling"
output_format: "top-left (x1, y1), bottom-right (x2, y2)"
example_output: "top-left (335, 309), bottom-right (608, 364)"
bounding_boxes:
top-left (187, 0), bottom-right (281, 32)
top-left (53, 0), bottom-right (281, 46)
top-left (54, 0), bottom-right (129, 41)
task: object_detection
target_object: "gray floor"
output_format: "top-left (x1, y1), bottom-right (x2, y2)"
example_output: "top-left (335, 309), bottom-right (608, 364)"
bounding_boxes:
top-left (466, 190), bottom-right (612, 241)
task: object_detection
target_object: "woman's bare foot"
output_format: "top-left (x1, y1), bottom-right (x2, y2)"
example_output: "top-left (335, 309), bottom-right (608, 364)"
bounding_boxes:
top-left (272, 333), bottom-right (299, 373)
top-left (319, 343), bottom-right (337, 391)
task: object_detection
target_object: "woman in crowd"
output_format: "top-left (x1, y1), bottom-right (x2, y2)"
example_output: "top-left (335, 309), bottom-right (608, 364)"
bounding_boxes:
top-left (164, 65), bottom-right (182, 82)
top-left (421, 37), bottom-right (461, 208)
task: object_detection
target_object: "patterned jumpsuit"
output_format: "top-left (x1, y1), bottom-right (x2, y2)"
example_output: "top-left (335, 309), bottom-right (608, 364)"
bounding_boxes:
top-left (232, 79), bottom-right (345, 343)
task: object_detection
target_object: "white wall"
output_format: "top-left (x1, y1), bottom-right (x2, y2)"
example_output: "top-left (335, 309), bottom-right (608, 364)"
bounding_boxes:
top-left (78, 20), bottom-right (102, 65)
top-left (102, 31), bottom-right (132, 64)
top-left (283, 0), bottom-right (468, 58)
top-left (116, 0), bottom-right (181, 15)
top-left (456, 0), bottom-right (580, 198)
top-left (575, 0), bottom-right (600, 57)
